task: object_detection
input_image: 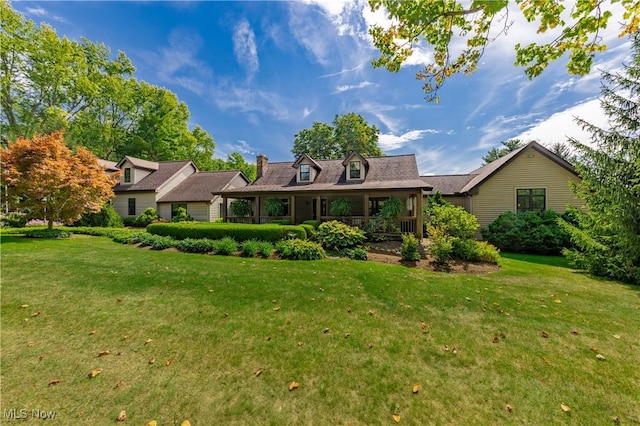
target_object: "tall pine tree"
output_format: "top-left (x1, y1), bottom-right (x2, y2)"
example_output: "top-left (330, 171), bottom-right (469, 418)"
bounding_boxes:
top-left (563, 34), bottom-right (640, 285)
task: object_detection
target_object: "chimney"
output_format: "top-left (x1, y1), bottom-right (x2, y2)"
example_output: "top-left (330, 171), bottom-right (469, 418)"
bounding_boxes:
top-left (256, 154), bottom-right (268, 179)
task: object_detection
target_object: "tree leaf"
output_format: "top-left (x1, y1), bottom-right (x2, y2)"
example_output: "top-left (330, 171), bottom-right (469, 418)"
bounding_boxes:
top-left (145, 421), bottom-right (157, 426)
top-left (412, 384), bottom-right (419, 394)
top-left (48, 379), bottom-right (60, 386)
top-left (288, 381), bottom-right (299, 391)
top-left (97, 350), bottom-right (110, 357)
top-left (392, 414), bottom-right (401, 422)
top-left (116, 411), bottom-right (126, 422)
top-left (88, 368), bottom-right (102, 378)
top-left (560, 402), bottom-right (571, 412)
top-left (180, 421), bottom-right (192, 426)
top-left (255, 368), bottom-right (264, 377)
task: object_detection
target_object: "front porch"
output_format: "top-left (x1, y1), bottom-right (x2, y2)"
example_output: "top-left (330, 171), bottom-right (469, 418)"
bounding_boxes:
top-left (222, 191), bottom-right (423, 238)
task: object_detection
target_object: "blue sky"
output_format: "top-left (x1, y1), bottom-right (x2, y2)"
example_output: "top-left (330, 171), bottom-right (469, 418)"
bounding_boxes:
top-left (14, 1), bottom-right (632, 175)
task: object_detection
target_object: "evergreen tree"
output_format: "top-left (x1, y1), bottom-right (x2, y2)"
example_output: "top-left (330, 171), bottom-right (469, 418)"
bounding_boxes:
top-left (562, 34), bottom-right (640, 285)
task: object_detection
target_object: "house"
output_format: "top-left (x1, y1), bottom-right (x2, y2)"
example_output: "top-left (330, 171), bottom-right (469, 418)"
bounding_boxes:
top-left (422, 141), bottom-right (584, 231)
top-left (218, 152), bottom-right (432, 238)
top-left (111, 155), bottom-right (250, 222)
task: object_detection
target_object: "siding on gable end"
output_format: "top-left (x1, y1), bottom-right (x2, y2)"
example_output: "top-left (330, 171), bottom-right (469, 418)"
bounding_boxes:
top-left (471, 146), bottom-right (584, 230)
top-left (113, 192), bottom-right (158, 217)
top-left (156, 163), bottom-right (197, 199)
top-left (118, 160), bottom-right (153, 185)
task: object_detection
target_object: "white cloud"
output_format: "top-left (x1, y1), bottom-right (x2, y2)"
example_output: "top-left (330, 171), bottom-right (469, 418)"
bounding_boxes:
top-left (233, 19), bottom-right (259, 77)
top-left (334, 81), bottom-right (373, 93)
top-left (379, 129), bottom-right (444, 151)
top-left (24, 6), bottom-right (68, 23)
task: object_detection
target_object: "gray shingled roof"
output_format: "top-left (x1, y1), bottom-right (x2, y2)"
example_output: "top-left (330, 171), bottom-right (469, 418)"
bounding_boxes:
top-left (422, 174), bottom-right (476, 195)
top-left (98, 159), bottom-right (119, 172)
top-left (222, 154), bottom-right (430, 194)
top-left (116, 155), bottom-right (160, 171)
top-left (421, 141), bottom-right (577, 195)
top-left (114, 160), bottom-right (194, 192)
top-left (158, 171), bottom-right (248, 202)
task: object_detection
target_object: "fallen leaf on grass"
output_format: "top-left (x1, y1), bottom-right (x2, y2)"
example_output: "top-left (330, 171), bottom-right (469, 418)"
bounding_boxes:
top-left (20, 304), bottom-right (29, 308)
top-left (27, 342), bottom-right (34, 347)
top-left (297, 342), bottom-right (304, 347)
top-left (144, 338), bottom-right (153, 345)
top-left (560, 402), bottom-right (571, 412)
top-left (181, 421), bottom-right (191, 426)
top-left (114, 380), bottom-right (124, 389)
top-left (288, 381), bottom-right (299, 391)
top-left (412, 385), bottom-right (419, 394)
top-left (613, 416), bottom-right (620, 424)
top-left (89, 330), bottom-right (97, 335)
top-left (255, 368), bottom-right (264, 377)
top-left (392, 414), bottom-right (401, 423)
top-left (121, 335), bottom-right (128, 340)
top-left (148, 357), bottom-right (156, 365)
top-left (88, 368), bottom-right (102, 378)
top-left (570, 329), bottom-right (579, 335)
top-left (343, 333), bottom-right (350, 338)
top-left (368, 310), bottom-right (375, 316)
top-left (166, 359), bottom-right (172, 366)
top-left (273, 307), bottom-right (281, 311)
top-left (38, 355), bottom-right (44, 362)
top-left (97, 350), bottom-right (110, 357)
top-left (31, 312), bottom-right (41, 317)
top-left (596, 354), bottom-right (606, 361)
top-left (116, 411), bottom-right (126, 422)
top-left (323, 328), bottom-right (330, 334)
top-left (505, 403), bottom-right (513, 412)
top-left (613, 334), bottom-right (620, 339)
top-left (116, 298), bottom-right (124, 303)
top-left (452, 347), bottom-right (458, 355)
top-left (542, 357), bottom-right (550, 364)
top-left (540, 331), bottom-right (549, 338)
top-left (48, 379), bottom-right (60, 386)
top-left (145, 421), bottom-right (157, 426)
top-left (367, 343), bottom-right (374, 349)
top-left (492, 337), bottom-right (500, 344)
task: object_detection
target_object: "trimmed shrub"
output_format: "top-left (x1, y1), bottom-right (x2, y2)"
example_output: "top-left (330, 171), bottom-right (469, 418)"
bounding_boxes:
top-left (23, 228), bottom-right (71, 239)
top-left (175, 238), bottom-right (216, 254)
top-left (427, 203), bottom-right (478, 240)
top-left (212, 237), bottom-right (238, 255)
top-left (268, 219), bottom-right (292, 225)
top-left (300, 224), bottom-right (316, 240)
top-left (146, 222), bottom-right (306, 242)
top-left (171, 207), bottom-right (194, 223)
top-left (481, 210), bottom-right (571, 255)
top-left (134, 208), bottom-right (160, 227)
top-left (74, 204), bottom-right (123, 228)
top-left (130, 232), bottom-right (155, 246)
top-left (276, 239), bottom-right (326, 260)
top-left (302, 220), bottom-right (320, 228)
top-left (0, 212), bottom-right (28, 228)
top-left (316, 220), bottom-right (366, 251)
top-left (401, 233), bottom-right (421, 261)
top-left (474, 241), bottom-right (500, 264)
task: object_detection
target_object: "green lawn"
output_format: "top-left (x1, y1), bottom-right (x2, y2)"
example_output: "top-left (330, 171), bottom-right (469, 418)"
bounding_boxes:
top-left (1, 235), bottom-right (638, 425)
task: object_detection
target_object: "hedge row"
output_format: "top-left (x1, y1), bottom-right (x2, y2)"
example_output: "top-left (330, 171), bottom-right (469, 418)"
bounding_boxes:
top-left (146, 222), bottom-right (307, 242)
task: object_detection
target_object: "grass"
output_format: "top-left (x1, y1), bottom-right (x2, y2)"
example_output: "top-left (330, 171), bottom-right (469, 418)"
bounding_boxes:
top-left (1, 234), bottom-right (639, 425)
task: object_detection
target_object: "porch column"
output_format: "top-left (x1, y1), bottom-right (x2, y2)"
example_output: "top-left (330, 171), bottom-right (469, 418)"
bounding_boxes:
top-left (363, 193), bottom-right (369, 227)
top-left (316, 195), bottom-right (321, 221)
top-left (290, 195), bottom-right (296, 224)
top-left (416, 192), bottom-right (424, 239)
top-left (222, 196), bottom-right (228, 222)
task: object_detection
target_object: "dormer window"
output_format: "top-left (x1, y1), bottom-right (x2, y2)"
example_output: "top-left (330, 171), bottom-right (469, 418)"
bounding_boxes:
top-left (124, 167), bottom-right (131, 183)
top-left (349, 161), bottom-right (361, 179)
top-left (300, 164), bottom-right (310, 181)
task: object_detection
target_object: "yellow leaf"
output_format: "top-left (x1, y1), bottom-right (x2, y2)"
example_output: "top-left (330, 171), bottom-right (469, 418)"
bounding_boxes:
top-left (412, 384), bottom-right (419, 394)
top-left (145, 421), bottom-right (158, 426)
top-left (116, 411), bottom-right (126, 422)
top-left (505, 403), bottom-right (513, 412)
top-left (273, 306), bottom-right (281, 311)
top-left (392, 414), bottom-right (401, 422)
top-left (97, 350), bottom-right (110, 357)
top-left (88, 368), bottom-right (102, 378)
top-left (20, 304), bottom-right (29, 308)
top-left (89, 330), bottom-right (97, 335)
top-left (288, 381), bottom-right (299, 391)
top-left (48, 379), bottom-right (60, 386)
top-left (144, 338), bottom-right (153, 345)
top-left (561, 402), bottom-right (571, 412)
top-left (255, 368), bottom-right (264, 377)
top-left (149, 357), bottom-right (156, 365)
top-left (180, 421), bottom-right (191, 426)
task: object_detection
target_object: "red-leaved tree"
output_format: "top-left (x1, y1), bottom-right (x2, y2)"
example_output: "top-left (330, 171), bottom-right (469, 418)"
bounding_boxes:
top-left (1, 132), bottom-right (119, 229)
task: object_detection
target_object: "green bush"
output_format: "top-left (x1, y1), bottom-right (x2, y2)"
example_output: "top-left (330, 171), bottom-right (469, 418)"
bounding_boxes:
top-left (340, 247), bottom-right (368, 261)
top-left (380, 197), bottom-right (404, 219)
top-left (481, 210), bottom-right (571, 255)
top-left (130, 232), bottom-right (155, 247)
top-left (146, 222), bottom-right (306, 242)
top-left (175, 238), bottom-right (216, 253)
top-left (212, 237), bottom-right (238, 255)
top-left (134, 208), bottom-right (161, 227)
top-left (23, 228), bottom-right (71, 239)
top-left (300, 224), bottom-right (316, 240)
top-left (241, 240), bottom-right (261, 257)
top-left (1, 212), bottom-right (28, 228)
top-left (171, 207), bottom-right (194, 223)
top-left (276, 239), bottom-right (326, 260)
top-left (302, 220), bottom-right (320, 228)
top-left (74, 204), bottom-right (124, 228)
top-left (149, 235), bottom-right (176, 250)
top-left (316, 220), bottom-right (366, 251)
top-left (427, 203), bottom-right (478, 240)
top-left (401, 233), bottom-right (421, 261)
top-left (474, 241), bottom-right (500, 264)
top-left (428, 226), bottom-right (453, 264)
top-left (268, 219), bottom-right (292, 225)
top-left (256, 241), bottom-right (274, 258)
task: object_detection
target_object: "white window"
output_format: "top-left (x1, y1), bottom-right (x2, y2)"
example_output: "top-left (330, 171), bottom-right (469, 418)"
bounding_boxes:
top-left (349, 161), bottom-right (361, 179)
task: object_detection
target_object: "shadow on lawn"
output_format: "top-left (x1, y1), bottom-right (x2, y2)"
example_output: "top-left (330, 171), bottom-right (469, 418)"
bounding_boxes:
top-left (501, 252), bottom-right (572, 269)
top-left (0, 234), bottom-right (36, 244)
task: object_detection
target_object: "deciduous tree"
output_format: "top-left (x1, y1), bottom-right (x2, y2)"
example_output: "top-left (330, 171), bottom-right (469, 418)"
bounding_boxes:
top-left (481, 139), bottom-right (522, 164)
top-left (369, 0), bottom-right (640, 101)
top-left (1, 132), bottom-right (118, 229)
top-left (292, 113), bottom-right (383, 159)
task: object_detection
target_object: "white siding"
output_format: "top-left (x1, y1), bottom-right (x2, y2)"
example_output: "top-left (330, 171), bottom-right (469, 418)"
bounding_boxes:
top-left (157, 164), bottom-right (197, 199)
top-left (187, 202), bottom-right (211, 222)
top-left (471, 146), bottom-right (584, 230)
top-left (118, 160), bottom-right (153, 185)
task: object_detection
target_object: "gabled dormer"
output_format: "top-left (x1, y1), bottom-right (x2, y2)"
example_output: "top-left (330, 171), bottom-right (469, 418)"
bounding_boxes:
top-left (115, 156), bottom-right (159, 185)
top-left (342, 151), bottom-right (369, 181)
top-left (292, 154), bottom-right (323, 184)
